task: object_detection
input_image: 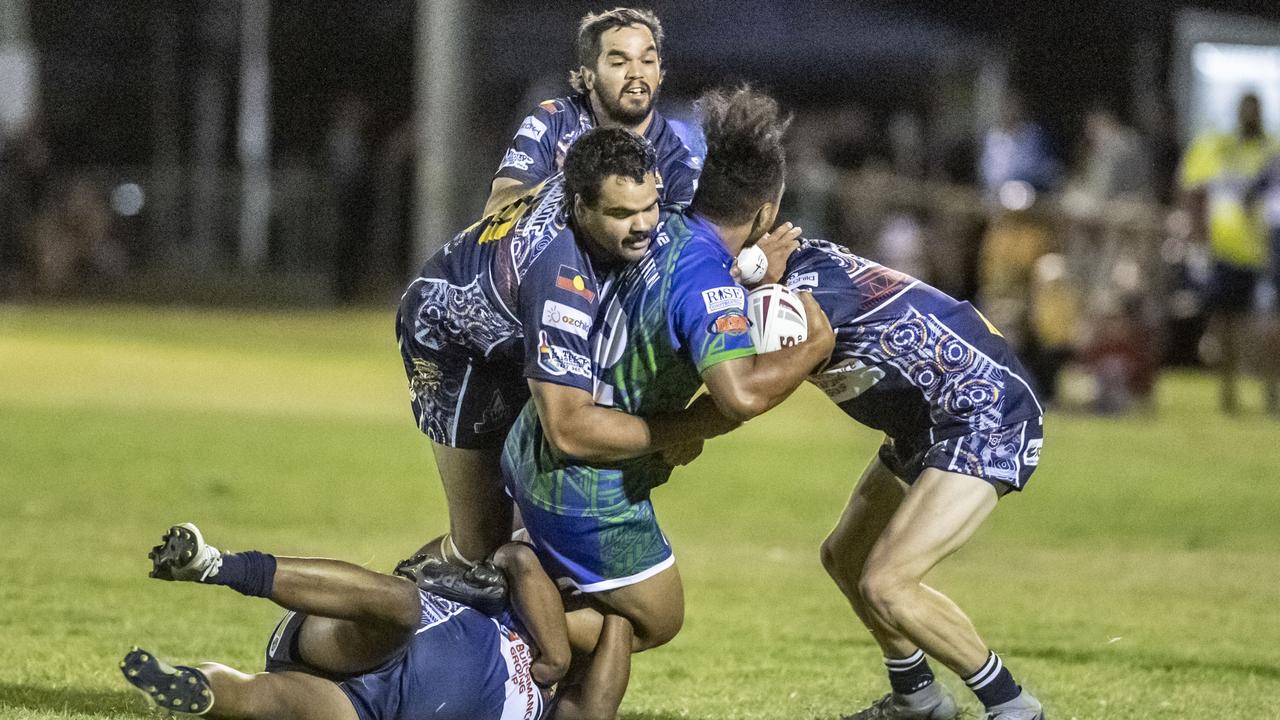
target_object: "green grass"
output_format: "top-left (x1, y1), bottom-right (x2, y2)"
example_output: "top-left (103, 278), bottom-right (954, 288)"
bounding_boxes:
top-left (2, 303), bottom-right (1279, 719)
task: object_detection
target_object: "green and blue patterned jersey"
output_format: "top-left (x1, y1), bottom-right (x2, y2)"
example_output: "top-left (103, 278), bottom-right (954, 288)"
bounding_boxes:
top-left (502, 210), bottom-right (756, 518)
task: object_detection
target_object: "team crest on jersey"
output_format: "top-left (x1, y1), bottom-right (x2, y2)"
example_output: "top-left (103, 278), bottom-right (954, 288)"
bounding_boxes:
top-left (517, 115), bottom-right (547, 142)
top-left (701, 286), bottom-right (745, 313)
top-left (555, 265), bottom-right (595, 302)
top-left (711, 313), bottom-right (749, 336)
top-left (499, 149), bottom-right (535, 172)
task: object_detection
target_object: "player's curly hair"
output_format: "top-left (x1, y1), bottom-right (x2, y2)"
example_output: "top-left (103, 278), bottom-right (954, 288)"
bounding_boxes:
top-left (691, 84), bottom-right (792, 225)
top-left (564, 127), bottom-right (658, 207)
top-left (569, 8), bottom-right (664, 95)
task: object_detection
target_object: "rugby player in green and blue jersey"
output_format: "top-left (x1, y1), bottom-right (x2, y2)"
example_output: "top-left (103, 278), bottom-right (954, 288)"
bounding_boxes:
top-left (502, 86), bottom-right (834, 652)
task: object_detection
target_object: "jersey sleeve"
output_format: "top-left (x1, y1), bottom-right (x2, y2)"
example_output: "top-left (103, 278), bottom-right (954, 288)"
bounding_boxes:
top-left (495, 101), bottom-right (562, 186)
top-left (668, 245), bottom-right (756, 373)
top-left (518, 232), bottom-right (599, 392)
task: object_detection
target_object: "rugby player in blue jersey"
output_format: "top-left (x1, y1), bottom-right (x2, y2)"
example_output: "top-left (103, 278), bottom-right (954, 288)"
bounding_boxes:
top-left (484, 8), bottom-right (700, 215)
top-left (503, 86), bottom-right (835, 653)
top-left (746, 237), bottom-right (1048, 718)
top-left (121, 523), bottom-right (632, 720)
top-left (399, 128), bottom-right (736, 572)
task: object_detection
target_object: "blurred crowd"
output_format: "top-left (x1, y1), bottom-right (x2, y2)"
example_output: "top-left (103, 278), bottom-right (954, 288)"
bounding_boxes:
top-left (3, 86), bottom-right (1279, 418)
top-left (783, 90), bottom-right (1279, 418)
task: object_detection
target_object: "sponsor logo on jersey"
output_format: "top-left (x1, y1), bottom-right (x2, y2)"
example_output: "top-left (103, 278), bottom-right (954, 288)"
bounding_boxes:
top-left (499, 148), bottom-right (535, 172)
top-left (1023, 437), bottom-right (1042, 466)
top-left (542, 300), bottom-right (592, 339)
top-left (787, 272), bottom-right (820, 290)
top-left (537, 331), bottom-right (592, 378)
top-left (555, 265), bottom-right (595, 302)
top-left (517, 114), bottom-right (548, 142)
top-left (701, 286), bottom-right (745, 313)
top-left (711, 312), bottom-right (749, 336)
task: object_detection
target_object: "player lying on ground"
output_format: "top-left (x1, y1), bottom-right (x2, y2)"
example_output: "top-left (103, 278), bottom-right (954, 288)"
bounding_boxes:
top-left (747, 232), bottom-right (1047, 719)
top-left (120, 523), bottom-right (632, 720)
top-left (398, 126), bottom-right (737, 570)
top-left (484, 7), bottom-right (700, 215)
top-left (503, 84), bottom-right (834, 655)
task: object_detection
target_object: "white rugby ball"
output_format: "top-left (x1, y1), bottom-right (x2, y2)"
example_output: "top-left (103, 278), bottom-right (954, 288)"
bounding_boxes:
top-left (747, 284), bottom-right (808, 352)
top-left (736, 244), bottom-right (768, 285)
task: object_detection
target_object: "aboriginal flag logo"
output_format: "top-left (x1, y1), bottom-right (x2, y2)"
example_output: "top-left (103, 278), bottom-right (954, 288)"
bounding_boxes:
top-left (555, 265), bottom-right (595, 302)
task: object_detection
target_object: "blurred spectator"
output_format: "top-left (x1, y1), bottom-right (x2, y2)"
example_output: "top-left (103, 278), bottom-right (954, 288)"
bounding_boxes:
top-left (327, 93), bottom-right (374, 304)
top-left (979, 94), bottom-right (1058, 199)
top-left (31, 174), bottom-right (126, 295)
top-left (0, 119), bottom-right (51, 294)
top-left (1069, 106), bottom-right (1153, 206)
top-left (1179, 92), bottom-right (1277, 414)
top-left (977, 205), bottom-right (1053, 352)
top-left (1081, 296), bottom-right (1158, 414)
top-left (1025, 253), bottom-right (1082, 405)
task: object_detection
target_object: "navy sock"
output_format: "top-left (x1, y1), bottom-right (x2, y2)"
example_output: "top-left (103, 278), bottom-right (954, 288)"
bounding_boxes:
top-left (964, 650), bottom-right (1021, 708)
top-left (885, 649), bottom-right (935, 694)
top-left (208, 551), bottom-right (277, 598)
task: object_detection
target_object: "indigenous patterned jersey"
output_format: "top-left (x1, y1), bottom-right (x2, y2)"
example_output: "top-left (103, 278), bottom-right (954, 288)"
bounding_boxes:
top-left (397, 176), bottom-right (604, 446)
top-left (505, 210), bottom-right (755, 515)
top-left (785, 239), bottom-right (1042, 448)
top-left (495, 94), bottom-right (701, 207)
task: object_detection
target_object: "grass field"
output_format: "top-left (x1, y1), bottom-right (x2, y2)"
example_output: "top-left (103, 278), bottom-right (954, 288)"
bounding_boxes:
top-left (2, 303), bottom-right (1279, 719)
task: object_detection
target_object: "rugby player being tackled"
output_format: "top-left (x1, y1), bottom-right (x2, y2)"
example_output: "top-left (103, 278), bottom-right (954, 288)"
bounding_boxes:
top-left (502, 85), bottom-right (834, 654)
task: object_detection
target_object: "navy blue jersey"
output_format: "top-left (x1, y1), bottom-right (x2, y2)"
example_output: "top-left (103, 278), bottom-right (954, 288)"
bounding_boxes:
top-left (401, 175), bottom-right (602, 395)
top-left (495, 95), bottom-right (701, 207)
top-left (785, 239), bottom-right (1042, 447)
top-left (338, 591), bottom-right (544, 720)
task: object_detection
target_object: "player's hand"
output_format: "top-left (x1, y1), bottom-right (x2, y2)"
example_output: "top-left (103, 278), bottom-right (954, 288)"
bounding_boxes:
top-left (687, 393), bottom-right (741, 438)
top-left (756, 222), bottom-right (802, 285)
top-left (661, 439), bottom-right (704, 467)
top-left (796, 291), bottom-right (835, 366)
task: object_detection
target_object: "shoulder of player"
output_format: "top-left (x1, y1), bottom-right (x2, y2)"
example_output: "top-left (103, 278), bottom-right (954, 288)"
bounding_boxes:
top-left (783, 239), bottom-right (857, 288)
top-left (515, 97), bottom-right (581, 138)
top-left (646, 113), bottom-right (699, 166)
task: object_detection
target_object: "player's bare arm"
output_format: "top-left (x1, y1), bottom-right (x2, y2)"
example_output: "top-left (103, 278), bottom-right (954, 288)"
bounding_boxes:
top-left (530, 380), bottom-right (740, 462)
top-left (700, 292), bottom-right (834, 421)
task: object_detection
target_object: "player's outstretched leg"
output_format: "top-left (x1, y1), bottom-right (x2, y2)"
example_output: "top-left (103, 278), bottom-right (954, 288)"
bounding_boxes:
top-left (147, 523), bottom-right (421, 675)
top-left (120, 648), bottom-right (358, 720)
top-left (121, 647), bottom-right (215, 715)
top-left (823, 458), bottom-right (958, 720)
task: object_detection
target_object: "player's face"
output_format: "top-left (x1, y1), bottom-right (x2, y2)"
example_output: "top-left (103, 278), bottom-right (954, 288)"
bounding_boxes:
top-left (575, 172), bottom-right (660, 264)
top-left (586, 25), bottom-right (661, 126)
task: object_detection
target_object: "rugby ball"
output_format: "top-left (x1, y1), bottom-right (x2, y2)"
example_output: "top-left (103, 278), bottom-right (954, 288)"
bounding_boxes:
top-left (747, 284), bottom-right (808, 352)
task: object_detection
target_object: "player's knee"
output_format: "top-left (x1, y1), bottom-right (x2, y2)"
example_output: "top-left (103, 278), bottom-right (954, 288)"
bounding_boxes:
top-left (856, 566), bottom-right (913, 627)
top-left (491, 541), bottom-right (538, 576)
top-left (819, 533), bottom-right (865, 583)
top-left (631, 605), bottom-right (683, 652)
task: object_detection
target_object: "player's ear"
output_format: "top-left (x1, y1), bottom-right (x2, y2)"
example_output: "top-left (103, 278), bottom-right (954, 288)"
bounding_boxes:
top-left (580, 66), bottom-right (595, 92)
top-left (748, 202), bottom-right (776, 243)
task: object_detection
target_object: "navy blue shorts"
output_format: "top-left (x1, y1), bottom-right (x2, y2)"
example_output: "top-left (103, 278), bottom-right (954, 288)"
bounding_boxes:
top-left (879, 416), bottom-right (1044, 492)
top-left (396, 308), bottom-right (529, 449)
top-left (1205, 261), bottom-right (1260, 316)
